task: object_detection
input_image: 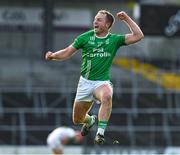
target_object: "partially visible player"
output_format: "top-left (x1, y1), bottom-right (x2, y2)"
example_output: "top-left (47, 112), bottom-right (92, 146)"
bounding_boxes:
top-left (47, 127), bottom-right (83, 155)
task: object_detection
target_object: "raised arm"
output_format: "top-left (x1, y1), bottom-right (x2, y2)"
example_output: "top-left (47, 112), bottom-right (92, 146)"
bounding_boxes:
top-left (117, 11), bottom-right (144, 45)
top-left (45, 44), bottom-right (77, 61)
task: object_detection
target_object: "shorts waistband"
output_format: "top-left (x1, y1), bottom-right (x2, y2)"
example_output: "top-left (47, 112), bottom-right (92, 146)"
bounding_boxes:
top-left (80, 76), bottom-right (94, 84)
top-left (80, 76), bottom-right (109, 83)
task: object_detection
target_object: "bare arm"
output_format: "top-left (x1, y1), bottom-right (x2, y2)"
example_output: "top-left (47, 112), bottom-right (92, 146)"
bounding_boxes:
top-left (45, 44), bottom-right (77, 61)
top-left (117, 11), bottom-right (144, 45)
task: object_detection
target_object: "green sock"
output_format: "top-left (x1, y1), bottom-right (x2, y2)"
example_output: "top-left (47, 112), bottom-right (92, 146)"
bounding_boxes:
top-left (97, 121), bottom-right (108, 135)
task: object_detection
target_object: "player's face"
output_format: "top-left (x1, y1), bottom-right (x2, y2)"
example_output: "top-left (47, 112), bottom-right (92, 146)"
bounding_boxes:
top-left (93, 13), bottom-right (109, 34)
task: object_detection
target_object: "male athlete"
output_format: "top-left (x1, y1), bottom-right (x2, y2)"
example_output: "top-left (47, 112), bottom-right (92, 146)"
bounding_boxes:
top-left (45, 10), bottom-right (144, 144)
top-left (47, 127), bottom-right (83, 154)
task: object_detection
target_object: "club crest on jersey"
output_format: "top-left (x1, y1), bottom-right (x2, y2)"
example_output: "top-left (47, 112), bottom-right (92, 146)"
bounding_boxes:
top-left (105, 39), bottom-right (109, 44)
top-left (88, 36), bottom-right (95, 45)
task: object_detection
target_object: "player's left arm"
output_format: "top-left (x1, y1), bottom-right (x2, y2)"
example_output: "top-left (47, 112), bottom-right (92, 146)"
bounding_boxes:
top-left (117, 11), bottom-right (144, 45)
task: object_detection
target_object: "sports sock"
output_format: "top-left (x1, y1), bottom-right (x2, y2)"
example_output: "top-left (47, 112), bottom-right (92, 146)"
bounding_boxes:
top-left (84, 115), bottom-right (94, 127)
top-left (97, 121), bottom-right (108, 136)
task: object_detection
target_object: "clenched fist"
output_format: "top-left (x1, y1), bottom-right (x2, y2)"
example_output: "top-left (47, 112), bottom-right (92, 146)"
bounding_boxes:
top-left (45, 51), bottom-right (54, 60)
top-left (116, 11), bottom-right (129, 21)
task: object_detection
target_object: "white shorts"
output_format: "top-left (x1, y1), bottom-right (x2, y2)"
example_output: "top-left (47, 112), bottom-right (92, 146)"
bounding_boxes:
top-left (74, 76), bottom-right (113, 103)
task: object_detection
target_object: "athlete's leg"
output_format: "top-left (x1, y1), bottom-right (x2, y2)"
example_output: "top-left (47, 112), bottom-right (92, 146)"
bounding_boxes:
top-left (72, 101), bottom-right (93, 125)
top-left (73, 101), bottom-right (97, 136)
top-left (93, 84), bottom-right (113, 144)
top-left (94, 84), bottom-right (113, 121)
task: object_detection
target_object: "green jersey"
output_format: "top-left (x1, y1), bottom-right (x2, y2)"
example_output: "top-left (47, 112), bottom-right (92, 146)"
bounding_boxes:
top-left (72, 30), bottom-right (126, 80)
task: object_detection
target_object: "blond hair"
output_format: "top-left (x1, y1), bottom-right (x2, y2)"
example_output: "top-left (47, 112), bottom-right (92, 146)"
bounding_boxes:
top-left (98, 10), bottom-right (115, 28)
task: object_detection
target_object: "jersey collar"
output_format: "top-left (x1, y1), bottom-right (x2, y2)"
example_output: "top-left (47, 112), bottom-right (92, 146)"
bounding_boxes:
top-left (94, 32), bottom-right (110, 39)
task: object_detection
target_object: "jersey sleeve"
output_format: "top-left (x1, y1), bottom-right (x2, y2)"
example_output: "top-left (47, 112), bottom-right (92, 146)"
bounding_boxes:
top-left (72, 37), bottom-right (83, 50)
top-left (72, 30), bottom-right (93, 50)
top-left (116, 34), bottom-right (126, 48)
top-left (72, 34), bottom-right (86, 50)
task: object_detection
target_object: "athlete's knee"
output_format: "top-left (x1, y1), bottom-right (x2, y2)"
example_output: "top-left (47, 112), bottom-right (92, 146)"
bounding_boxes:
top-left (101, 92), bottom-right (112, 104)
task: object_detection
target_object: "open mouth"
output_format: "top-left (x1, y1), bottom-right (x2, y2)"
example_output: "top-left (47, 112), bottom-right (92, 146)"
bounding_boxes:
top-left (94, 25), bottom-right (99, 29)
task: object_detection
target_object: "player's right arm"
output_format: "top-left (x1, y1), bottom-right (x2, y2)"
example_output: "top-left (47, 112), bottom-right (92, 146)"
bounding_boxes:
top-left (45, 44), bottom-right (77, 61)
